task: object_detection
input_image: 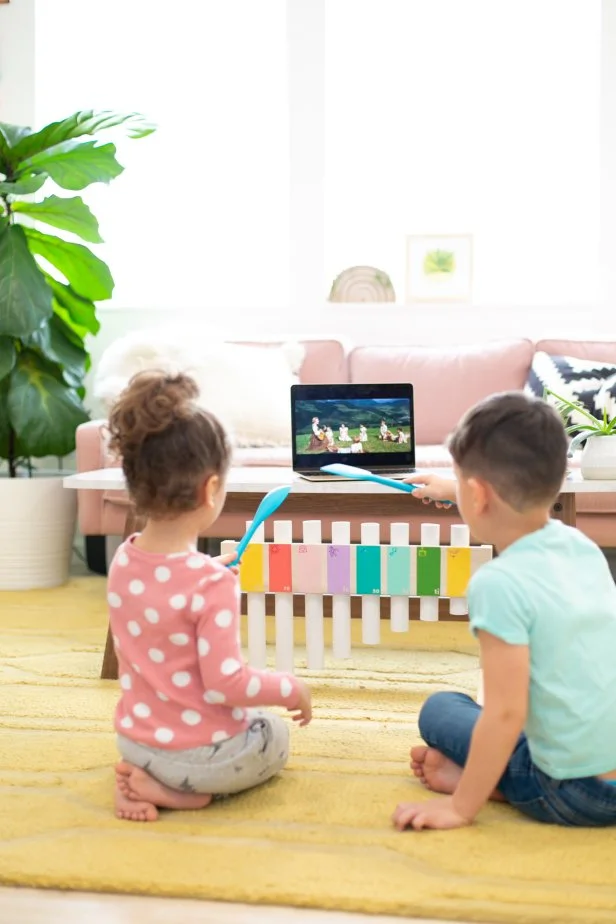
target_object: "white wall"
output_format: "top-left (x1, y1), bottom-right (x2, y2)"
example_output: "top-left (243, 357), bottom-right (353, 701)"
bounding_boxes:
top-left (1, 0), bottom-right (616, 378)
top-left (0, 0), bottom-right (35, 126)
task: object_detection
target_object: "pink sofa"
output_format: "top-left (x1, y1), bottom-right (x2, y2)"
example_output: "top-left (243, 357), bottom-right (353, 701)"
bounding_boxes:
top-left (76, 337), bottom-right (616, 558)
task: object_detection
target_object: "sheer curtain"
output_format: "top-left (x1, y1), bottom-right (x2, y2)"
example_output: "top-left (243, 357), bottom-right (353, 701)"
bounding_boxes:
top-left (324, 0), bottom-right (601, 306)
top-left (34, 0), bottom-right (290, 311)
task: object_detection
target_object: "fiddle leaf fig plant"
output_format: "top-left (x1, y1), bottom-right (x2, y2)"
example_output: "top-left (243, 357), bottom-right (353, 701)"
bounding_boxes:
top-left (0, 110), bottom-right (154, 476)
top-left (544, 388), bottom-right (616, 455)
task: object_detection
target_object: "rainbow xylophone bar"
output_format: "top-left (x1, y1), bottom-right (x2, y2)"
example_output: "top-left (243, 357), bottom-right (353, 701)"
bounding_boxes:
top-left (221, 520), bottom-right (492, 674)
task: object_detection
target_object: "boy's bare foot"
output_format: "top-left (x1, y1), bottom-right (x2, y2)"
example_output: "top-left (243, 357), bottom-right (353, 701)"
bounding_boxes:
top-left (115, 762), bottom-right (212, 810)
top-left (409, 745), bottom-right (463, 794)
top-left (115, 783), bottom-right (158, 822)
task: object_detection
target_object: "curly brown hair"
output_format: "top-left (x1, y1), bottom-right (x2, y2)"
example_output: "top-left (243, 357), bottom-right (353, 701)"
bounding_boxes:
top-left (447, 391), bottom-right (567, 512)
top-left (107, 370), bottom-right (232, 518)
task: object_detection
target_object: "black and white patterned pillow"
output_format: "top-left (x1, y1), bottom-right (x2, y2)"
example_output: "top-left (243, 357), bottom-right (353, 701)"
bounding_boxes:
top-left (525, 352), bottom-right (616, 427)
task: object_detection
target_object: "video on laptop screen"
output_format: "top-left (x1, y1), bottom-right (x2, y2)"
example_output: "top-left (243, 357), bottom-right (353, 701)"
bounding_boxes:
top-left (291, 383), bottom-right (415, 470)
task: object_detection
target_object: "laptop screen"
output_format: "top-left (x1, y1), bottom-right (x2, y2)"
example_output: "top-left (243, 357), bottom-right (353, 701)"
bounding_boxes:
top-left (291, 383), bottom-right (415, 473)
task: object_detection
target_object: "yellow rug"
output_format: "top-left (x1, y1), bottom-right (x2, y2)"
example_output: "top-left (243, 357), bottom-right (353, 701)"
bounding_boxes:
top-left (1, 579), bottom-right (616, 923)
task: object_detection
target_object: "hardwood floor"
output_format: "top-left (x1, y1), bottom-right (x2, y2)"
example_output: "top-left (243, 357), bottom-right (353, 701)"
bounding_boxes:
top-left (0, 888), bottom-right (474, 923)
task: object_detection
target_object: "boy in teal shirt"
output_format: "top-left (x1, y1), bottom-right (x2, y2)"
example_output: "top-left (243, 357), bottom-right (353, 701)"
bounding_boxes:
top-left (393, 392), bottom-right (616, 831)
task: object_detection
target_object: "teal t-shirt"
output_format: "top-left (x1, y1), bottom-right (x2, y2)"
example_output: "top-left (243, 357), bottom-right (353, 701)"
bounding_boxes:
top-left (468, 519), bottom-right (616, 780)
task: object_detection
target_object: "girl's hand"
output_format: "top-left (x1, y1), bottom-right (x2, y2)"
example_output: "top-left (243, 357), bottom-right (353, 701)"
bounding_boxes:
top-left (212, 551), bottom-right (239, 575)
top-left (406, 473), bottom-right (457, 508)
top-left (289, 679), bottom-right (312, 727)
top-left (392, 796), bottom-right (471, 831)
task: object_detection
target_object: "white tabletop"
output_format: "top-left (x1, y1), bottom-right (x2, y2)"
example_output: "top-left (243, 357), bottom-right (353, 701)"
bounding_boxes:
top-left (63, 466), bottom-right (616, 495)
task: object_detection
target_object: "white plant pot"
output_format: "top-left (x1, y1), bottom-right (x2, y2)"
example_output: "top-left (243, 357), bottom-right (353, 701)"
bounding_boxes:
top-left (0, 476), bottom-right (76, 590)
top-left (580, 435), bottom-right (616, 480)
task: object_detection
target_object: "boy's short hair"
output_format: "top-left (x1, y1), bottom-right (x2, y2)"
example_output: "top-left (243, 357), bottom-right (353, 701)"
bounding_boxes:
top-left (447, 391), bottom-right (568, 511)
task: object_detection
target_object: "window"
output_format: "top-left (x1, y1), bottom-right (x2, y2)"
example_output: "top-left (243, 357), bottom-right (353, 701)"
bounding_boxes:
top-left (324, 0), bottom-right (601, 306)
top-left (34, 0), bottom-right (289, 311)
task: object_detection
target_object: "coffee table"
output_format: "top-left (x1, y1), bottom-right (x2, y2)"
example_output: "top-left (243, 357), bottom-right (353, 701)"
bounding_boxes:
top-left (64, 466), bottom-right (612, 680)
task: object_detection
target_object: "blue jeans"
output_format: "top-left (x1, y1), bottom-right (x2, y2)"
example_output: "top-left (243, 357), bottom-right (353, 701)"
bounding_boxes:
top-left (419, 692), bottom-right (616, 826)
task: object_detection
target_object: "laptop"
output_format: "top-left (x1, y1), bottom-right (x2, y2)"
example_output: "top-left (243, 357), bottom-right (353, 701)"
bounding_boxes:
top-left (291, 382), bottom-right (416, 481)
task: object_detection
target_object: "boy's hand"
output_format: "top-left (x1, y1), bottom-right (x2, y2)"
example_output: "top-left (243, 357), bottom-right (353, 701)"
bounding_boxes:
top-left (392, 796), bottom-right (470, 831)
top-left (213, 551), bottom-right (239, 575)
top-left (289, 679), bottom-right (312, 727)
top-left (406, 473), bottom-right (457, 508)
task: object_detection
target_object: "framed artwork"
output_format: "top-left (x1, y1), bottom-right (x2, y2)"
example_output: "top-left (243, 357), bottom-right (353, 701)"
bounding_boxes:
top-left (405, 234), bottom-right (473, 303)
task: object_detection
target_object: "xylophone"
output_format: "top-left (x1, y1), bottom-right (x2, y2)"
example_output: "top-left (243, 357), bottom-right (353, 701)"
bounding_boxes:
top-left (221, 520), bottom-right (492, 673)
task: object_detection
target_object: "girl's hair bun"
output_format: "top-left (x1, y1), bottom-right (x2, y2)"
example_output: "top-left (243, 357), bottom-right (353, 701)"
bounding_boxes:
top-left (108, 371), bottom-right (199, 457)
top-left (107, 370), bottom-right (231, 518)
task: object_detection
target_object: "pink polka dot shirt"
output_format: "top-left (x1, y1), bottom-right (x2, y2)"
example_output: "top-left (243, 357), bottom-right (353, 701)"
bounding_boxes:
top-left (108, 536), bottom-right (301, 749)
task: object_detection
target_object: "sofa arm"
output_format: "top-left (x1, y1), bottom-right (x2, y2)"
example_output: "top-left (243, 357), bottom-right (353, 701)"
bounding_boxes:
top-left (76, 419), bottom-right (110, 536)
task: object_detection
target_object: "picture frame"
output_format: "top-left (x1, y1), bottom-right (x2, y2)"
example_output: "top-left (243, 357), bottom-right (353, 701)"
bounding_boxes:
top-left (405, 234), bottom-right (473, 303)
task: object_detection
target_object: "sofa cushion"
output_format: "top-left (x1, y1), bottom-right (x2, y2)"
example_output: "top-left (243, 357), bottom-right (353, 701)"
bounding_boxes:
top-left (535, 340), bottom-right (616, 364)
top-left (348, 339), bottom-right (534, 444)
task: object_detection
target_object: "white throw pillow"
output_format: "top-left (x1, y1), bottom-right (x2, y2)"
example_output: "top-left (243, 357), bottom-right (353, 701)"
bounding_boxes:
top-left (94, 328), bottom-right (304, 447)
top-left (190, 341), bottom-right (304, 447)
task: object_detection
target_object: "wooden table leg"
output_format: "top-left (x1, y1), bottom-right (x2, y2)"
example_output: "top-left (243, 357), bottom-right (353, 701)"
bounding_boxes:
top-left (100, 506), bottom-right (143, 681)
top-left (552, 492), bottom-right (576, 528)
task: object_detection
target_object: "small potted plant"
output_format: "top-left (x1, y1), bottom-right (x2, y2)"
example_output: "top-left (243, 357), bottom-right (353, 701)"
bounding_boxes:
top-left (544, 388), bottom-right (616, 480)
top-left (0, 110), bottom-right (153, 589)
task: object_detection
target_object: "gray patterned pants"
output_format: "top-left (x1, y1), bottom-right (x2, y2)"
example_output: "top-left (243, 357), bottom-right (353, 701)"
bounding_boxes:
top-left (117, 711), bottom-right (290, 796)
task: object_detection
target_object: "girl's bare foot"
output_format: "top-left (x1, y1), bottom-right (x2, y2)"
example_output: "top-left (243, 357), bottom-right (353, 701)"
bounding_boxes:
top-left (115, 782), bottom-right (158, 822)
top-left (115, 762), bottom-right (212, 810)
top-left (409, 745), bottom-right (463, 794)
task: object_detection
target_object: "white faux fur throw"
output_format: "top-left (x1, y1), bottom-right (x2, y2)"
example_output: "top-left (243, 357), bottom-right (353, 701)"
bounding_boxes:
top-left (94, 328), bottom-right (305, 447)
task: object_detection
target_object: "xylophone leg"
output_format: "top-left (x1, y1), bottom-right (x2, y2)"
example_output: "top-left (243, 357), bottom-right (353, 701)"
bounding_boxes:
top-left (246, 593), bottom-right (267, 668)
top-left (273, 520), bottom-right (294, 673)
top-left (331, 521), bottom-right (352, 659)
top-left (303, 519), bottom-right (325, 669)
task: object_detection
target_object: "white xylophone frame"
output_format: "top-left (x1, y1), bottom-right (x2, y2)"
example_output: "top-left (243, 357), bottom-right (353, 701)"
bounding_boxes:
top-left (221, 520), bottom-right (492, 673)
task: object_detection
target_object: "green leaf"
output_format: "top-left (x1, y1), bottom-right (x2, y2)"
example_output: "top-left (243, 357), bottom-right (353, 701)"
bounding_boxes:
top-left (24, 227), bottom-right (114, 301)
top-left (11, 110), bottom-right (155, 163)
top-left (0, 225), bottom-right (54, 337)
top-left (0, 122), bottom-right (33, 172)
top-left (544, 388), bottom-right (603, 429)
top-left (0, 336), bottom-right (16, 381)
top-left (0, 376), bottom-right (11, 458)
top-left (0, 174), bottom-right (47, 197)
top-left (7, 350), bottom-right (89, 458)
top-left (44, 273), bottom-right (99, 335)
top-left (13, 195), bottom-right (103, 243)
top-left (15, 139), bottom-right (124, 191)
top-left (27, 315), bottom-right (88, 387)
